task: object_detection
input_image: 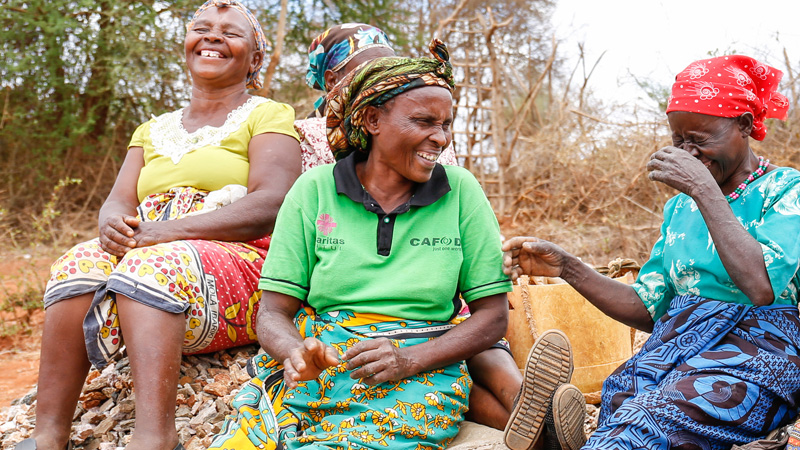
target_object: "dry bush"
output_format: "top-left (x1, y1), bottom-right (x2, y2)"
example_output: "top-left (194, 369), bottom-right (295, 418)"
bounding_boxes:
top-left (473, 43), bottom-right (800, 267)
top-left (497, 111), bottom-right (672, 266)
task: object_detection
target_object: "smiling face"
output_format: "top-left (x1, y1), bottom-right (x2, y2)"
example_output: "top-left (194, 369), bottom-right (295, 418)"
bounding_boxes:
top-left (365, 86), bottom-right (453, 184)
top-left (667, 111), bottom-right (756, 192)
top-left (184, 7), bottom-right (262, 88)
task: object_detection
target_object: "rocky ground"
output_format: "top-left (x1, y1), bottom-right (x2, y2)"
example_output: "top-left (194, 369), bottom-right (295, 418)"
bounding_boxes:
top-left (0, 342), bottom-right (601, 450)
top-left (1, 345), bottom-right (259, 450)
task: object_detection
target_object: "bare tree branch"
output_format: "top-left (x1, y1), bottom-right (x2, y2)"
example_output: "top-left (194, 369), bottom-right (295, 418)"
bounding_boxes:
top-left (256, 0), bottom-right (289, 98)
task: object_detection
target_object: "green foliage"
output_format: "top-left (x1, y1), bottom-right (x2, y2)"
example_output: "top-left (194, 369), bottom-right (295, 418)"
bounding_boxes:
top-left (251, 0), bottom-right (415, 105)
top-left (632, 76), bottom-right (671, 113)
top-left (0, 0), bottom-right (196, 235)
top-left (0, 0), bottom-right (559, 243)
top-left (252, 0), bottom-right (557, 109)
top-left (31, 177), bottom-right (82, 244)
top-left (0, 288), bottom-right (43, 338)
top-left (0, 257), bottom-right (45, 337)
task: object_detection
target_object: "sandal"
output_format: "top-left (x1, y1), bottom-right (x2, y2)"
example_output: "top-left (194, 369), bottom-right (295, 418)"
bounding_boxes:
top-left (503, 329), bottom-right (574, 450)
top-left (14, 438), bottom-right (74, 450)
top-left (543, 384), bottom-right (587, 450)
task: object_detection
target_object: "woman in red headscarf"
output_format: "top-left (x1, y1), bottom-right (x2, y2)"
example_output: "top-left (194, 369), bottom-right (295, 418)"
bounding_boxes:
top-left (503, 55), bottom-right (800, 450)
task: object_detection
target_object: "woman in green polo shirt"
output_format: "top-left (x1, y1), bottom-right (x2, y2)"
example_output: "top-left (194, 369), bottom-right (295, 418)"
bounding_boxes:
top-left (295, 23), bottom-right (529, 434)
top-left (209, 40), bottom-right (514, 450)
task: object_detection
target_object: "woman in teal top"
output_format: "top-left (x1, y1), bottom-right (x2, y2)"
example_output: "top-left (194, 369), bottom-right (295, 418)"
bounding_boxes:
top-left (635, 165), bottom-right (800, 320)
top-left (503, 55), bottom-right (800, 450)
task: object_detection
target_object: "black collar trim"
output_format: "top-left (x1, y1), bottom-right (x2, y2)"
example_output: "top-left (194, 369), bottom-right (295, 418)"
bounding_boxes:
top-left (333, 152), bottom-right (451, 210)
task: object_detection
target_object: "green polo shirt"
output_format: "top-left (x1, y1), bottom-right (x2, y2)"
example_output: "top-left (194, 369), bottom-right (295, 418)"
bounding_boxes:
top-left (259, 152), bottom-right (512, 322)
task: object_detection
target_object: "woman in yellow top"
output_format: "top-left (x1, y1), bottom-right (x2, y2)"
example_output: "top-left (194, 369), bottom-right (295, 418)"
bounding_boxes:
top-left (17, 1), bottom-right (301, 450)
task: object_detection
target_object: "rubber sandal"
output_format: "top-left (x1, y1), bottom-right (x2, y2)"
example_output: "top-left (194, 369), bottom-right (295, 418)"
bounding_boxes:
top-left (14, 438), bottom-right (74, 450)
top-left (174, 443), bottom-right (186, 450)
top-left (544, 384), bottom-right (587, 450)
top-left (14, 438), bottom-right (36, 450)
top-left (504, 329), bottom-right (574, 450)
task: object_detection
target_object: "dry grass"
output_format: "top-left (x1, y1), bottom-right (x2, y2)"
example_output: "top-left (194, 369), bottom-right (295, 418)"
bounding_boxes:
top-left (493, 102), bottom-right (800, 267)
top-left (5, 110), bottom-right (800, 270)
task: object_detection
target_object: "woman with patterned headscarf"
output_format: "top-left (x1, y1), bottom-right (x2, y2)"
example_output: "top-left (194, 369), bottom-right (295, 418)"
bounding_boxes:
top-left (504, 55), bottom-right (800, 450)
top-left (305, 23), bottom-right (394, 117)
top-left (208, 39), bottom-right (513, 450)
top-left (295, 23), bottom-right (459, 171)
top-left (15, 2), bottom-right (301, 450)
top-left (298, 24), bottom-right (523, 437)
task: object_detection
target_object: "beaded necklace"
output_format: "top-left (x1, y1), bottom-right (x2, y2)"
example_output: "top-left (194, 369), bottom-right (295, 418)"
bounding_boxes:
top-left (726, 156), bottom-right (769, 203)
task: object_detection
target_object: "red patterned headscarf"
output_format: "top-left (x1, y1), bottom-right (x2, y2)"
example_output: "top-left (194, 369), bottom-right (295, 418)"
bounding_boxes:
top-left (666, 55), bottom-right (790, 141)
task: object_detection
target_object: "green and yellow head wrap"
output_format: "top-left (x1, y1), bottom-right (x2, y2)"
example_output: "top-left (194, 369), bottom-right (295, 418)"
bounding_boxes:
top-left (326, 39), bottom-right (455, 160)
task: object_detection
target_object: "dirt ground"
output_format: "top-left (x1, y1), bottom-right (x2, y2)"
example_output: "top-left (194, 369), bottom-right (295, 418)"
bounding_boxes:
top-left (0, 250), bottom-right (53, 408)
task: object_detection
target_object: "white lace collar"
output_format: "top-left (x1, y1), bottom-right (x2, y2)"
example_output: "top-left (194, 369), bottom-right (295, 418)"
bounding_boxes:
top-left (149, 96), bottom-right (269, 164)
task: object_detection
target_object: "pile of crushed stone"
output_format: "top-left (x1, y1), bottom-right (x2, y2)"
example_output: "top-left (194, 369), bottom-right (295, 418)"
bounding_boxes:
top-left (1, 344), bottom-right (260, 450)
top-left (1, 342), bottom-right (602, 450)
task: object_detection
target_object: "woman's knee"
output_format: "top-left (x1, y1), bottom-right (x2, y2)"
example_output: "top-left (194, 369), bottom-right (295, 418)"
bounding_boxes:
top-left (44, 293), bottom-right (94, 318)
top-left (48, 238), bottom-right (114, 283)
top-left (115, 243), bottom-right (197, 285)
top-left (41, 294), bottom-right (95, 349)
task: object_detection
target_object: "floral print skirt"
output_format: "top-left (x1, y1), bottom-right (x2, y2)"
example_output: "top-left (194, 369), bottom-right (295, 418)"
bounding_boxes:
top-left (208, 308), bottom-right (472, 450)
top-left (587, 294), bottom-right (800, 450)
top-left (43, 187), bottom-right (268, 369)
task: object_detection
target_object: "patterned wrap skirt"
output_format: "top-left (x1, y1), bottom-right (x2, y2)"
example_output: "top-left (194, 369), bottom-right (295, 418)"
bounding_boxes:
top-left (43, 187), bottom-right (269, 369)
top-left (586, 294), bottom-right (800, 450)
top-left (208, 308), bottom-right (472, 450)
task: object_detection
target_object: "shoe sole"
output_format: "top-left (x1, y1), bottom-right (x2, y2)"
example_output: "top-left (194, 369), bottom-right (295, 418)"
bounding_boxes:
top-left (13, 438), bottom-right (73, 450)
top-left (552, 384), bottom-right (587, 450)
top-left (504, 329), bottom-right (574, 450)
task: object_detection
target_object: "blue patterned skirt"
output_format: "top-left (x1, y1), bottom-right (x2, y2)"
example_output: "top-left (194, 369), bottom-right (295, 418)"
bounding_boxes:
top-left (586, 294), bottom-right (800, 450)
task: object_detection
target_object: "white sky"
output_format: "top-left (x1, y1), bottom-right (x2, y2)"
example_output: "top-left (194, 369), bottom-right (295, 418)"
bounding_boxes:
top-left (552, 0), bottom-right (800, 118)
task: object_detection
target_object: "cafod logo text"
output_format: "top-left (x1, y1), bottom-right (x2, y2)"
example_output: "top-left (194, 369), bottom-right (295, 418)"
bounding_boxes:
top-left (409, 236), bottom-right (461, 251)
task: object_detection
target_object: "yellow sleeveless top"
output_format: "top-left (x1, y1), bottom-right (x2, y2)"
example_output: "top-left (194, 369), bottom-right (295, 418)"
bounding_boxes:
top-left (129, 97), bottom-right (299, 201)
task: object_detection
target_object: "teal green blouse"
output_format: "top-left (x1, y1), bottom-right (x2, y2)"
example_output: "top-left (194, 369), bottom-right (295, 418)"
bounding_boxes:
top-left (632, 167), bottom-right (800, 320)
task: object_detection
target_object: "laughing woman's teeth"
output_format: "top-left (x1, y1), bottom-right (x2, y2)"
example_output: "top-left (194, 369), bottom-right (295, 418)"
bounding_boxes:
top-left (417, 152), bottom-right (438, 162)
top-left (200, 50), bottom-right (223, 58)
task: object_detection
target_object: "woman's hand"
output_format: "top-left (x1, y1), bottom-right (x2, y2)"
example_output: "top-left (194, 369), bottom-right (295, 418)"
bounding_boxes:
top-left (646, 146), bottom-right (718, 198)
top-left (130, 220), bottom-right (178, 249)
top-left (98, 214), bottom-right (140, 257)
top-left (502, 236), bottom-right (569, 280)
top-left (97, 147), bottom-right (144, 257)
top-left (505, 236), bottom-right (654, 330)
top-left (283, 337), bottom-right (340, 389)
top-left (344, 338), bottom-right (419, 386)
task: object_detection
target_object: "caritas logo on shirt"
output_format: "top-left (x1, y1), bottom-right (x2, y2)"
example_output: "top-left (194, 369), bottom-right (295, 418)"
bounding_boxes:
top-left (409, 236), bottom-right (461, 251)
top-left (316, 213), bottom-right (344, 250)
top-left (316, 213), bottom-right (337, 236)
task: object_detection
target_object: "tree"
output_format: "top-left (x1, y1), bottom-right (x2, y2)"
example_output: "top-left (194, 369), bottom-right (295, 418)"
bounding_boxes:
top-left (0, 0), bottom-right (559, 241)
top-left (0, 0), bottom-right (195, 236)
